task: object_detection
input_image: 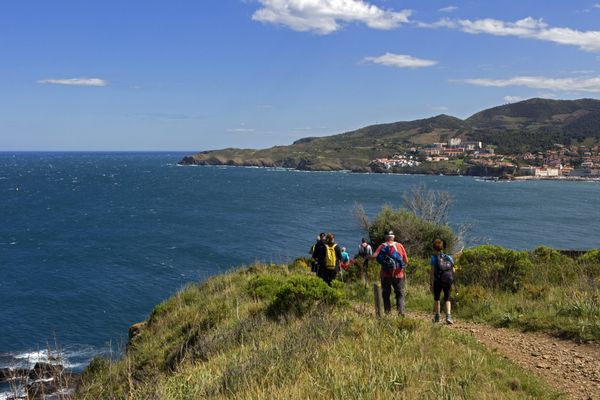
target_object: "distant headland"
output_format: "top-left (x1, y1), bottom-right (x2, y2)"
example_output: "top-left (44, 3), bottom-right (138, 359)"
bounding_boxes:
top-left (180, 98), bottom-right (600, 179)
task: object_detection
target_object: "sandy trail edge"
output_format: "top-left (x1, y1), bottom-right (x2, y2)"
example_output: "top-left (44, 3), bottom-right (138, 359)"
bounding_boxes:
top-left (408, 312), bottom-right (600, 400)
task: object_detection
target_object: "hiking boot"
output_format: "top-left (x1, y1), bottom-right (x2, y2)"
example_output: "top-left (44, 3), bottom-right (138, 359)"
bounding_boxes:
top-left (433, 313), bottom-right (440, 323)
top-left (446, 314), bottom-right (454, 325)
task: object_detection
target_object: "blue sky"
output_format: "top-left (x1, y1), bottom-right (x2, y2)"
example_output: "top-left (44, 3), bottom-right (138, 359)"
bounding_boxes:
top-left (1, 0), bottom-right (600, 151)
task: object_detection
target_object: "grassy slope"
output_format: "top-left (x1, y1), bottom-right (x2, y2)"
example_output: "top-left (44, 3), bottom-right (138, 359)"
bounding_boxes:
top-left (77, 263), bottom-right (562, 400)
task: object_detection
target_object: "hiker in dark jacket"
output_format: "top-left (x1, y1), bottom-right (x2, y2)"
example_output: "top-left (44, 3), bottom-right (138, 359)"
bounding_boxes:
top-left (313, 233), bottom-right (342, 286)
top-left (430, 238), bottom-right (455, 324)
top-left (309, 233), bottom-right (325, 273)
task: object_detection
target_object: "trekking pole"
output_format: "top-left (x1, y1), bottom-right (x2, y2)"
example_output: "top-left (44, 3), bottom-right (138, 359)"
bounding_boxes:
top-left (373, 282), bottom-right (383, 318)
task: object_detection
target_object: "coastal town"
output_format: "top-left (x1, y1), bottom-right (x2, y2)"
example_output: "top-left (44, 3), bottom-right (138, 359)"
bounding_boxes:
top-left (369, 138), bottom-right (600, 179)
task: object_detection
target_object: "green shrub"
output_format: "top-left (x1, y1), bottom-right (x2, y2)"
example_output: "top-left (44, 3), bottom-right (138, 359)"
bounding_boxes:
top-left (457, 245), bottom-right (533, 292)
top-left (290, 257), bottom-right (312, 272)
top-left (267, 275), bottom-right (345, 318)
top-left (521, 283), bottom-right (548, 300)
top-left (529, 246), bottom-right (578, 284)
top-left (343, 258), bottom-right (379, 283)
top-left (579, 249), bottom-right (600, 279)
top-left (404, 257), bottom-right (430, 285)
top-left (368, 206), bottom-right (456, 258)
top-left (247, 274), bottom-right (287, 301)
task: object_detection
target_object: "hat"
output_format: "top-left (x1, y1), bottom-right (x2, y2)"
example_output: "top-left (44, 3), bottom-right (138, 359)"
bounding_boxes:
top-left (385, 230), bottom-right (395, 237)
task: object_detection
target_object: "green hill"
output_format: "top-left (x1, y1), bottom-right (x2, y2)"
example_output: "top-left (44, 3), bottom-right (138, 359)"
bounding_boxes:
top-left (75, 262), bottom-right (562, 400)
top-left (180, 98), bottom-right (600, 171)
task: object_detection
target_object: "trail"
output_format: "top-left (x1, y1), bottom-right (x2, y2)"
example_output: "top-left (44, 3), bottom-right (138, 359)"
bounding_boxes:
top-left (409, 312), bottom-right (600, 400)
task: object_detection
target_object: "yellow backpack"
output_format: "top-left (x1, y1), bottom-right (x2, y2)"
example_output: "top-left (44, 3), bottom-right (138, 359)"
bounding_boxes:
top-left (325, 244), bottom-right (338, 269)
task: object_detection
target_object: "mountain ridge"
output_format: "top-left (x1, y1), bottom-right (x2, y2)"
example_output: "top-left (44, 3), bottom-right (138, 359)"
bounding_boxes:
top-left (180, 98), bottom-right (600, 172)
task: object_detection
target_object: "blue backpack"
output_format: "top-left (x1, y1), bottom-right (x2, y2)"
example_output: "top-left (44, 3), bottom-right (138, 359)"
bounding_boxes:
top-left (376, 243), bottom-right (405, 273)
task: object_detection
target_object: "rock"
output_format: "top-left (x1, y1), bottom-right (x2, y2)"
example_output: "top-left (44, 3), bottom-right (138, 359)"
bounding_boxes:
top-left (29, 363), bottom-right (64, 380)
top-left (128, 321), bottom-right (147, 342)
top-left (0, 367), bottom-right (30, 382)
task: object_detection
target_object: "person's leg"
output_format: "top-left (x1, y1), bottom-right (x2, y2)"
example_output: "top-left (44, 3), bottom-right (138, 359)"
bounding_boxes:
top-left (433, 281), bottom-right (442, 322)
top-left (381, 277), bottom-right (392, 313)
top-left (392, 278), bottom-right (405, 315)
top-left (443, 284), bottom-right (453, 323)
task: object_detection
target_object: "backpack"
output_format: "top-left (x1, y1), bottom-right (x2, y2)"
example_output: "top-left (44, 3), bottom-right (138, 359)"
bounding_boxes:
top-left (436, 253), bottom-right (454, 284)
top-left (376, 243), bottom-right (404, 273)
top-left (325, 244), bottom-right (338, 270)
top-left (358, 245), bottom-right (367, 257)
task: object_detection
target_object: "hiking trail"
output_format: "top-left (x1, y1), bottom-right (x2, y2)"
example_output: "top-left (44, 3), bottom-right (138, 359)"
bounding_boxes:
top-left (409, 312), bottom-right (600, 400)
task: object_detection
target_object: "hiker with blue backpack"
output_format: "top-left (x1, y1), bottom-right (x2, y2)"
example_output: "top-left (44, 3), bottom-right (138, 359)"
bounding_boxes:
top-left (430, 238), bottom-right (455, 324)
top-left (368, 230), bottom-right (409, 316)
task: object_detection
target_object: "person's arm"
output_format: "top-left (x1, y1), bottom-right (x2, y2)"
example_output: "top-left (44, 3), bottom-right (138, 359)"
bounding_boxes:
top-left (367, 244), bottom-right (382, 260)
top-left (430, 255), bottom-right (436, 291)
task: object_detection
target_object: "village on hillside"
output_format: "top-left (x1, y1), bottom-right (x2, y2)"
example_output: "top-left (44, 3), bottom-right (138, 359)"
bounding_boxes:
top-left (369, 138), bottom-right (600, 178)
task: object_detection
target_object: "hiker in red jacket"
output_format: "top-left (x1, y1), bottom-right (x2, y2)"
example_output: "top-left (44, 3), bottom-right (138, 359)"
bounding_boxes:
top-left (369, 230), bottom-right (409, 315)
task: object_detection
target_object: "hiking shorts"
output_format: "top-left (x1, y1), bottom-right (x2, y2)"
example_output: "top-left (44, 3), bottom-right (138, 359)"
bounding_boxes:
top-left (433, 280), bottom-right (451, 302)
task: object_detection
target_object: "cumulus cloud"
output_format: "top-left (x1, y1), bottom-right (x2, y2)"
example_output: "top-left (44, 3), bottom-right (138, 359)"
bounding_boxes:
top-left (363, 53), bottom-right (438, 68)
top-left (37, 78), bottom-right (108, 87)
top-left (439, 6), bottom-right (458, 13)
top-left (461, 75), bottom-right (600, 92)
top-left (457, 17), bottom-right (600, 52)
top-left (252, 0), bottom-right (411, 34)
top-left (503, 95), bottom-right (524, 103)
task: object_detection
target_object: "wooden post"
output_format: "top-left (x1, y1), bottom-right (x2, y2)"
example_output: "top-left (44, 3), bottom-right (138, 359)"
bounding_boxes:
top-left (373, 282), bottom-right (383, 318)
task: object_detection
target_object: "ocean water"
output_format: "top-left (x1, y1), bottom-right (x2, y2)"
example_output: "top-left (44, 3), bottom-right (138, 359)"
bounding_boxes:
top-left (1, 152), bottom-right (599, 377)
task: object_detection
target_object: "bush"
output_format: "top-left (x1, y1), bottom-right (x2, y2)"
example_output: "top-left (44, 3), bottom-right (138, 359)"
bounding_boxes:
top-left (343, 257), bottom-right (379, 283)
top-left (267, 275), bottom-right (345, 318)
top-left (457, 245), bottom-right (533, 292)
top-left (529, 246), bottom-right (578, 285)
top-left (368, 206), bottom-right (456, 258)
top-left (247, 274), bottom-right (287, 301)
top-left (579, 249), bottom-right (600, 279)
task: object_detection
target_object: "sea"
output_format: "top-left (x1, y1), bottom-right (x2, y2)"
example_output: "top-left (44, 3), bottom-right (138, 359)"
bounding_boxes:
top-left (1, 152), bottom-right (599, 387)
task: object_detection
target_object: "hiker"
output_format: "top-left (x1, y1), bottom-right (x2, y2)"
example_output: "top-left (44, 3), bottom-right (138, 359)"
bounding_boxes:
top-left (369, 231), bottom-right (409, 315)
top-left (357, 238), bottom-right (373, 278)
top-left (313, 233), bottom-right (342, 286)
top-left (340, 247), bottom-right (350, 270)
top-left (309, 233), bottom-right (325, 273)
top-left (430, 238), bottom-right (455, 324)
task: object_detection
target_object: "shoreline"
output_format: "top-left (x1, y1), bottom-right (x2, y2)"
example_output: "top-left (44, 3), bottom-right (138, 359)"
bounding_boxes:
top-left (177, 162), bottom-right (600, 182)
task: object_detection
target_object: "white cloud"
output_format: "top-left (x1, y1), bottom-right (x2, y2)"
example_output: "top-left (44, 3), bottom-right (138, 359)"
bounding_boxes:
top-left (456, 17), bottom-right (600, 52)
top-left (439, 6), bottom-right (457, 13)
top-left (252, 0), bottom-right (411, 34)
top-left (503, 95), bottom-right (524, 103)
top-left (461, 75), bottom-right (600, 92)
top-left (594, 3), bottom-right (600, 8)
top-left (38, 78), bottom-right (107, 87)
top-left (363, 53), bottom-right (438, 68)
top-left (228, 128), bottom-right (256, 133)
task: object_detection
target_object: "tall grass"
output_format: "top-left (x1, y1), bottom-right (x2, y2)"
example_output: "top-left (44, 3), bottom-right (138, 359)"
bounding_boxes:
top-left (76, 262), bottom-right (560, 399)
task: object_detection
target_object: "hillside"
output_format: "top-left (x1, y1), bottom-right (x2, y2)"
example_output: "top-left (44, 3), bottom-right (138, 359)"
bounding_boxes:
top-left (180, 98), bottom-right (600, 172)
top-left (75, 262), bottom-right (561, 400)
top-left (75, 244), bottom-right (600, 399)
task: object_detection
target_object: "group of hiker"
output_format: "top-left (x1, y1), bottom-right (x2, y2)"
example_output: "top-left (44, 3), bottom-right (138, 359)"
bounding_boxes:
top-left (309, 231), bottom-right (455, 324)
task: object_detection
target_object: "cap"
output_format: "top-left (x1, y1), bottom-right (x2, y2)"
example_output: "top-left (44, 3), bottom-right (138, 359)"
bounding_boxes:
top-left (385, 230), bottom-right (395, 237)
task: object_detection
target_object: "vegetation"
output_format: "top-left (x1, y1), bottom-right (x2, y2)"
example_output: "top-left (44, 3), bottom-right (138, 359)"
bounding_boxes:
top-left (181, 98), bottom-right (600, 171)
top-left (77, 262), bottom-right (561, 399)
top-left (76, 194), bottom-right (600, 398)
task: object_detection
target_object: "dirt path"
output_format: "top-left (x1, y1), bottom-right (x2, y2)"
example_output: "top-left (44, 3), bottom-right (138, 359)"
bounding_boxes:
top-left (409, 312), bottom-right (600, 400)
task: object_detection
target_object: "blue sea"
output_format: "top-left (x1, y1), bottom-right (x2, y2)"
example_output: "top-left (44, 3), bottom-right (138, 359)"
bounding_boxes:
top-left (1, 152), bottom-right (599, 379)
